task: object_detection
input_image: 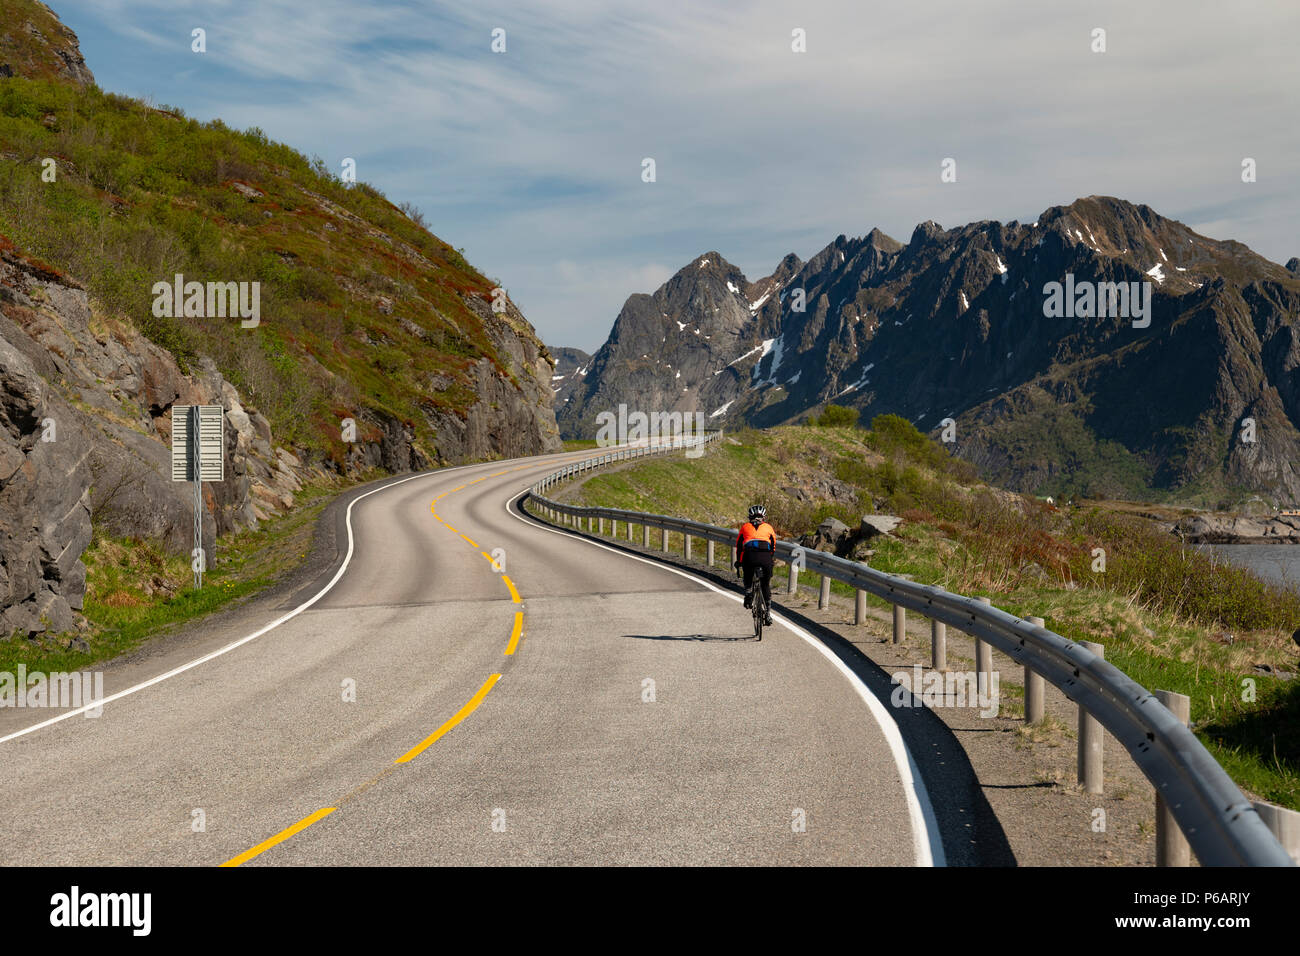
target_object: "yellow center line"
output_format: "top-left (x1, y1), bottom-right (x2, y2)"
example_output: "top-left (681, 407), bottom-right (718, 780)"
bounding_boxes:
top-left (220, 807), bottom-right (337, 867)
top-left (505, 612), bottom-right (523, 655)
top-left (224, 465), bottom-right (548, 866)
top-left (395, 674), bottom-right (501, 764)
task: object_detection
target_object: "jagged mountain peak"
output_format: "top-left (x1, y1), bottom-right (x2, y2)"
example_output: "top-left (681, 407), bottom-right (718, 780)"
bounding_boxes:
top-left (910, 220), bottom-right (947, 246)
top-left (1032, 195), bottom-right (1294, 286)
top-left (865, 227), bottom-right (904, 251)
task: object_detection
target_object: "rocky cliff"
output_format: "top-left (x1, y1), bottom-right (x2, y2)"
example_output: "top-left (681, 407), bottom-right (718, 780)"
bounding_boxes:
top-left (0, 236), bottom-right (320, 636)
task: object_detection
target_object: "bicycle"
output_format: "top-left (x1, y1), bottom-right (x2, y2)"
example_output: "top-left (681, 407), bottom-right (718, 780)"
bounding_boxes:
top-left (737, 566), bottom-right (770, 641)
top-left (751, 583), bottom-right (767, 641)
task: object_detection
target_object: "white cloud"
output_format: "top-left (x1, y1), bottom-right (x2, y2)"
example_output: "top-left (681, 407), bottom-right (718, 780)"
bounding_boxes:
top-left (56, 0), bottom-right (1300, 351)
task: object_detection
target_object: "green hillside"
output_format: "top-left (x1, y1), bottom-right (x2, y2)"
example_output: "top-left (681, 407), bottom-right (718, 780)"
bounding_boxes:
top-left (0, 73), bottom-right (546, 464)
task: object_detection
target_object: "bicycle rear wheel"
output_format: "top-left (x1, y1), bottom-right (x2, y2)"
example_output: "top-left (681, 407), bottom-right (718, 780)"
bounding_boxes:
top-left (753, 598), bottom-right (764, 641)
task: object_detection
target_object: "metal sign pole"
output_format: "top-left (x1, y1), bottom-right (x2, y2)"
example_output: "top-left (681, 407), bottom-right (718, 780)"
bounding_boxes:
top-left (171, 404), bottom-right (223, 592)
top-left (190, 405), bottom-right (202, 590)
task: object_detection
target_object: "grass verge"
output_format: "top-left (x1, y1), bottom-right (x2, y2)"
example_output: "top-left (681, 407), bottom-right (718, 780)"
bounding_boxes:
top-left (0, 472), bottom-right (373, 676)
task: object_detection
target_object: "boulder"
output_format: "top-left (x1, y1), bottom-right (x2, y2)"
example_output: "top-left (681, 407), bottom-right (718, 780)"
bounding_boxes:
top-left (860, 514), bottom-right (903, 538)
top-left (815, 517), bottom-right (851, 550)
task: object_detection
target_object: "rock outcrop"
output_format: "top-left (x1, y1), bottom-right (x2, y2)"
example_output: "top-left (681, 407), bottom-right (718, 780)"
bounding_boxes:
top-left (1172, 513), bottom-right (1300, 544)
top-left (797, 513), bottom-right (902, 559)
top-left (0, 1), bottom-right (95, 86)
top-left (0, 237), bottom-right (318, 637)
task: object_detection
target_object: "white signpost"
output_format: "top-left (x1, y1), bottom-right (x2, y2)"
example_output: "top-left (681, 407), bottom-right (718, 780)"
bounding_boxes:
top-left (171, 405), bottom-right (224, 589)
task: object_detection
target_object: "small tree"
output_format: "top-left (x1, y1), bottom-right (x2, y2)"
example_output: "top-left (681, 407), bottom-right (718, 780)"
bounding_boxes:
top-left (398, 200), bottom-right (427, 229)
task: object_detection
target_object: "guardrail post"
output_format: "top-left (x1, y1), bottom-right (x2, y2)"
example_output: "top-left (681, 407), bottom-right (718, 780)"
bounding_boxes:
top-left (931, 619), bottom-right (946, 670)
top-left (892, 604), bottom-right (905, 644)
top-left (1252, 802), bottom-right (1300, 864)
top-left (975, 597), bottom-right (993, 699)
top-left (787, 561), bottom-right (798, 594)
top-left (854, 589), bottom-right (866, 625)
top-left (1154, 689), bottom-right (1192, 866)
top-left (684, 534), bottom-right (693, 561)
top-left (598, 517), bottom-right (605, 535)
top-left (707, 540), bottom-right (716, 566)
top-left (1025, 616), bottom-right (1047, 724)
top-left (1154, 686), bottom-right (1190, 868)
top-left (1078, 641), bottom-right (1104, 794)
top-left (627, 520), bottom-right (633, 541)
top-left (818, 575), bottom-right (830, 610)
top-left (643, 524), bottom-right (650, 548)
top-left (661, 528), bottom-right (669, 552)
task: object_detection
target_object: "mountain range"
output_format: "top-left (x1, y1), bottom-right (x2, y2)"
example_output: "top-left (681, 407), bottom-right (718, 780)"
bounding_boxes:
top-left (557, 197), bottom-right (1300, 506)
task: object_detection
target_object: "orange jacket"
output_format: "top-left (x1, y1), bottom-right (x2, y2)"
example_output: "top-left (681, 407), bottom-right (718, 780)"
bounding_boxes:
top-left (736, 521), bottom-right (776, 554)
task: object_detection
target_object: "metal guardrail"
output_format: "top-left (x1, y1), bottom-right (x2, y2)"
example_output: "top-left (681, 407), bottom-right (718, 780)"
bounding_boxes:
top-left (525, 434), bottom-right (1295, 867)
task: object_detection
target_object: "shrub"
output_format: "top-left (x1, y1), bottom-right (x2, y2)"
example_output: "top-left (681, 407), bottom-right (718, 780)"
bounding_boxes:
top-left (813, 404), bottom-right (859, 427)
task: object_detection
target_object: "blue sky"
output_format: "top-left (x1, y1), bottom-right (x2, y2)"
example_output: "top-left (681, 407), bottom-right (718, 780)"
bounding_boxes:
top-left (55, 0), bottom-right (1300, 352)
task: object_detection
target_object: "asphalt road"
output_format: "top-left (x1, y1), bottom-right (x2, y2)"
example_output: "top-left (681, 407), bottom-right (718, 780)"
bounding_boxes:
top-left (0, 450), bottom-right (938, 866)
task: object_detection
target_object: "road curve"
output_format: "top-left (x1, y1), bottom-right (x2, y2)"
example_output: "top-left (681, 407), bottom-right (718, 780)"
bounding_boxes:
top-left (0, 450), bottom-right (936, 866)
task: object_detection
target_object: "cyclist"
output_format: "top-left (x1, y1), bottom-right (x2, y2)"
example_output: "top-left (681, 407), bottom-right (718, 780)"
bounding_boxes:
top-left (734, 504), bottom-right (776, 626)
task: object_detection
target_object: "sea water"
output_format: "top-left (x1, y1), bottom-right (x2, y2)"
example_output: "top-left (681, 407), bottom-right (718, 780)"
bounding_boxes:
top-left (1198, 544), bottom-right (1300, 592)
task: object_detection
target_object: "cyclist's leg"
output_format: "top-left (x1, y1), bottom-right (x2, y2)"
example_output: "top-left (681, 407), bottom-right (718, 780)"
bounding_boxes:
top-left (759, 561), bottom-right (773, 606)
top-left (742, 560), bottom-right (755, 607)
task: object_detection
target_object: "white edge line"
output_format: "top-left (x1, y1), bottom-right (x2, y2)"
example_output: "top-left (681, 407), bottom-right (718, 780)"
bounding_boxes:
top-left (0, 469), bottom-right (451, 746)
top-left (504, 488), bottom-right (946, 868)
